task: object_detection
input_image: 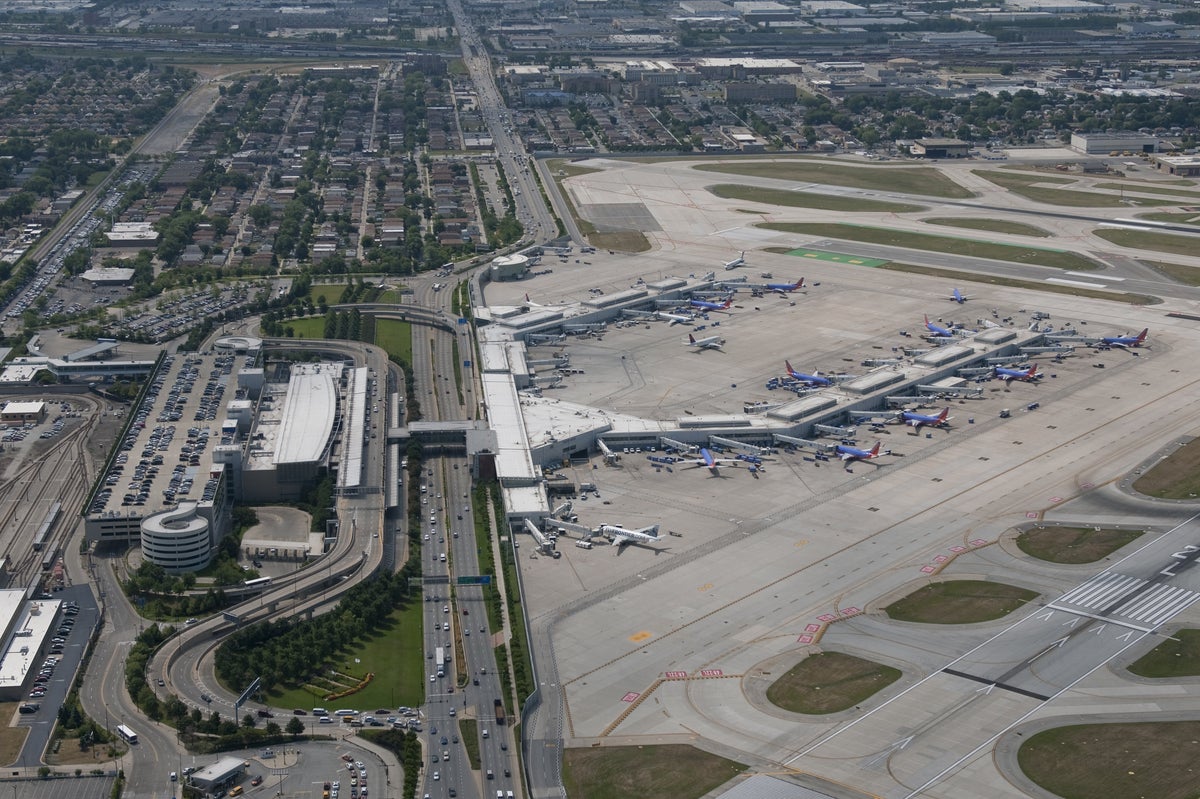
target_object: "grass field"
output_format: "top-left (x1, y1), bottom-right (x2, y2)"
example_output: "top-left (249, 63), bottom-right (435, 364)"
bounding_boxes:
top-left (766, 652), bottom-right (901, 714)
top-left (458, 718), bottom-right (480, 769)
top-left (760, 222), bottom-right (1101, 271)
top-left (708, 184), bottom-right (924, 213)
top-left (875, 262), bottom-right (1159, 305)
top-left (562, 744), bottom-right (747, 799)
top-left (695, 160), bottom-right (973, 198)
top-left (1019, 721), bottom-right (1200, 799)
top-left (588, 230), bottom-right (651, 252)
top-left (885, 580), bottom-right (1038, 624)
top-left (1132, 437), bottom-right (1200, 499)
top-left (267, 601), bottom-right (426, 711)
top-left (1143, 260), bottom-right (1200, 286)
top-left (922, 217), bottom-right (1050, 237)
top-left (374, 318), bottom-right (413, 364)
top-left (1095, 181), bottom-right (1200, 200)
top-left (1138, 212), bottom-right (1200, 227)
top-left (1016, 526), bottom-right (1144, 564)
top-left (280, 317), bottom-right (326, 339)
top-left (0, 702), bottom-right (28, 766)
top-left (1127, 629), bottom-right (1200, 678)
top-left (974, 170), bottom-right (1174, 208)
top-left (1093, 228), bottom-right (1199, 257)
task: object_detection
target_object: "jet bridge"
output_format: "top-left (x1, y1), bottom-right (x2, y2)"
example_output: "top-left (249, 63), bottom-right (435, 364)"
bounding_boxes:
top-left (916, 384), bottom-right (983, 398)
top-left (659, 436), bottom-right (695, 454)
top-left (523, 519), bottom-right (554, 554)
top-left (885, 395), bottom-right (938, 407)
top-left (1021, 345), bottom-right (1075, 355)
top-left (708, 436), bottom-right (773, 455)
top-left (526, 333), bottom-right (566, 345)
top-left (813, 423), bottom-right (857, 438)
top-left (597, 438), bottom-right (620, 464)
top-left (772, 433), bottom-right (831, 453)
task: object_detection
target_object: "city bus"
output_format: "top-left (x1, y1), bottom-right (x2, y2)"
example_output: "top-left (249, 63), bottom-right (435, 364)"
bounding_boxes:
top-left (116, 724), bottom-right (138, 744)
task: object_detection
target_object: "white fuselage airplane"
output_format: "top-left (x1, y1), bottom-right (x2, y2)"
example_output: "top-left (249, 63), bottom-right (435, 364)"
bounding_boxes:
top-left (688, 333), bottom-right (725, 350)
top-left (597, 523), bottom-right (662, 549)
top-left (723, 251), bottom-right (746, 270)
top-left (679, 447), bottom-right (743, 475)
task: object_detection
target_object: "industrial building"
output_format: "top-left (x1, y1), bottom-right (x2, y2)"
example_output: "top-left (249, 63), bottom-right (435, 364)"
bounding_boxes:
top-left (0, 401), bottom-right (47, 426)
top-left (1070, 131), bottom-right (1159, 155)
top-left (911, 138), bottom-right (971, 158)
top-left (0, 591), bottom-right (62, 701)
top-left (1153, 154), bottom-right (1200, 177)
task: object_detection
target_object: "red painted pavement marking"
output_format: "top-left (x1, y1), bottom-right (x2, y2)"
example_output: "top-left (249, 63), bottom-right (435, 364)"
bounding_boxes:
top-left (1049, 496), bottom-right (1063, 503)
top-left (664, 671), bottom-right (687, 680)
top-left (921, 565), bottom-right (936, 573)
top-left (621, 692), bottom-right (640, 703)
top-left (797, 634), bottom-right (815, 644)
top-left (698, 669), bottom-right (724, 678)
top-left (1026, 512), bottom-right (1038, 518)
top-left (950, 546), bottom-right (966, 553)
top-left (840, 607), bottom-right (861, 616)
top-left (805, 623), bottom-right (822, 633)
top-left (817, 614), bottom-right (837, 623)
top-left (933, 555), bottom-right (948, 563)
top-left (970, 539), bottom-right (988, 547)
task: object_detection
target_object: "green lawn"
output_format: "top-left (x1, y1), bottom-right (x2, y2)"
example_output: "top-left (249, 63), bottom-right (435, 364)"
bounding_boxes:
top-left (458, 718), bottom-right (480, 770)
top-left (766, 652), bottom-right (901, 714)
top-left (708, 184), bottom-right (924, 213)
top-left (922, 217), bottom-right (1050, 237)
top-left (1132, 437), bottom-right (1200, 499)
top-left (279, 317), bottom-right (327, 339)
top-left (1138, 212), bottom-right (1200, 227)
top-left (1094, 181), bottom-right (1200, 200)
top-left (1093, 228), bottom-right (1200, 258)
top-left (974, 170), bottom-right (1175, 207)
top-left (696, 160), bottom-right (973, 199)
top-left (562, 745), bottom-right (747, 799)
top-left (1142, 260), bottom-right (1200, 286)
top-left (1016, 527), bottom-right (1143, 564)
top-left (760, 222), bottom-right (1101, 271)
top-left (267, 601), bottom-right (426, 711)
top-left (1019, 721), bottom-right (1200, 799)
top-left (885, 580), bottom-right (1038, 624)
top-left (374, 318), bottom-right (414, 364)
top-left (1127, 629), bottom-right (1200, 678)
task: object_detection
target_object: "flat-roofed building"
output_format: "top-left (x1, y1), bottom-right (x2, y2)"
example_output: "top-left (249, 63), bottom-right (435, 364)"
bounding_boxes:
top-left (911, 138), bottom-right (971, 158)
top-left (1070, 131), bottom-right (1159, 155)
top-left (0, 400), bottom-right (45, 426)
top-left (1154, 154), bottom-right (1200, 177)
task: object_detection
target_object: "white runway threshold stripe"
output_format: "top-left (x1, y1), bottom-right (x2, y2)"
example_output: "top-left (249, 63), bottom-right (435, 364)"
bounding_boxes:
top-left (1067, 270), bottom-right (1123, 281)
top-left (1045, 277), bottom-right (1108, 289)
top-left (1049, 571), bottom-right (1200, 629)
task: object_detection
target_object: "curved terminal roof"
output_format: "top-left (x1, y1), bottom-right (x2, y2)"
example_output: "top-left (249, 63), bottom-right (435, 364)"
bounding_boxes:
top-left (275, 364), bottom-right (339, 466)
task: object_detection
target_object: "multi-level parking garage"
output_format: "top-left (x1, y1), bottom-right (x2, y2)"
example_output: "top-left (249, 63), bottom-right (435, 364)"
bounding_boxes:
top-left (82, 341), bottom-right (377, 572)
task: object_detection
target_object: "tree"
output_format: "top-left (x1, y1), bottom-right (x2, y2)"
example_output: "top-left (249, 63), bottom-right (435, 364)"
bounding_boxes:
top-left (286, 717), bottom-right (305, 738)
top-left (243, 713), bottom-right (257, 728)
top-left (266, 721), bottom-right (282, 736)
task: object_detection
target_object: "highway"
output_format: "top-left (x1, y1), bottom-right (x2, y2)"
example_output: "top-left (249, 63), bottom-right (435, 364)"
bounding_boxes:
top-left (446, 0), bottom-right (562, 247)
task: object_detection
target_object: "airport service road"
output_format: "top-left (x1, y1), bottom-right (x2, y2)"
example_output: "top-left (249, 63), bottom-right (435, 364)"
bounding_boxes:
top-left (788, 511), bottom-right (1200, 799)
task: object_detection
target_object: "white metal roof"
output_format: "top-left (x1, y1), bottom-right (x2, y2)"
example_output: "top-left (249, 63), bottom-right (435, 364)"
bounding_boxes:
top-left (275, 364), bottom-right (340, 465)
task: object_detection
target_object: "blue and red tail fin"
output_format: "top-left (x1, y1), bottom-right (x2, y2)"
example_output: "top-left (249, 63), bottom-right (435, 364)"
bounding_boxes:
top-left (937, 408), bottom-right (949, 421)
top-left (1136, 328), bottom-right (1148, 343)
top-left (869, 442), bottom-right (881, 457)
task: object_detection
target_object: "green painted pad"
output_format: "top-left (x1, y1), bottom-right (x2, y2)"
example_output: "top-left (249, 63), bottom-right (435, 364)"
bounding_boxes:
top-left (785, 248), bottom-right (887, 267)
